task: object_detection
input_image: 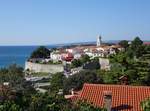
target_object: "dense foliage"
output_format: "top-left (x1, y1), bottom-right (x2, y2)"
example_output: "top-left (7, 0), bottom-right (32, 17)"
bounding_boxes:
top-left (107, 37), bottom-right (150, 85)
top-left (71, 55), bottom-right (100, 70)
top-left (80, 54), bottom-right (91, 64)
top-left (74, 100), bottom-right (106, 111)
top-left (49, 72), bottom-right (66, 94)
top-left (49, 70), bottom-right (103, 94)
top-left (83, 59), bottom-right (100, 70)
top-left (64, 70), bottom-right (102, 92)
top-left (0, 64), bottom-right (25, 89)
top-left (118, 40), bottom-right (129, 50)
top-left (71, 59), bottom-right (82, 68)
top-left (28, 93), bottom-right (71, 111)
top-left (141, 98), bottom-right (150, 111)
top-left (0, 65), bottom-right (104, 111)
top-left (30, 46), bottom-right (50, 58)
top-left (71, 54), bottom-right (91, 68)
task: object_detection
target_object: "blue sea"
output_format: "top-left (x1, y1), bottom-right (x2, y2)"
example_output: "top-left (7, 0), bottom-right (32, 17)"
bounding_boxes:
top-left (0, 46), bottom-right (57, 68)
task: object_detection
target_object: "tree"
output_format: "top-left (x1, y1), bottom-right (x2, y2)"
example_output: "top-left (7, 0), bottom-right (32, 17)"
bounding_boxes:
top-left (0, 64), bottom-right (24, 88)
top-left (71, 59), bottom-right (82, 68)
top-left (80, 54), bottom-right (90, 64)
top-left (29, 93), bottom-right (70, 111)
top-left (0, 100), bottom-right (22, 111)
top-left (126, 47), bottom-right (134, 58)
top-left (143, 70), bottom-right (150, 85)
top-left (83, 60), bottom-right (100, 70)
top-left (131, 37), bottom-right (143, 49)
top-left (97, 63), bottom-right (123, 84)
top-left (30, 46), bottom-right (50, 58)
top-left (125, 69), bottom-right (138, 84)
top-left (0, 64), bottom-right (36, 110)
top-left (119, 40), bottom-right (129, 50)
top-left (144, 45), bottom-right (150, 52)
top-left (73, 100), bottom-right (105, 111)
top-left (50, 73), bottom-right (66, 93)
top-left (64, 70), bottom-right (102, 92)
top-left (130, 37), bottom-right (143, 58)
top-left (111, 52), bottom-right (129, 69)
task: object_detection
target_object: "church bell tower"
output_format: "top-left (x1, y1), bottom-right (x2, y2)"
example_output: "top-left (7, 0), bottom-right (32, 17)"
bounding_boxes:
top-left (97, 35), bottom-right (102, 46)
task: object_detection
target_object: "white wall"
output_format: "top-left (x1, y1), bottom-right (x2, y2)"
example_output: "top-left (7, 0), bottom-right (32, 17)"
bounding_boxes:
top-left (25, 62), bottom-right (64, 73)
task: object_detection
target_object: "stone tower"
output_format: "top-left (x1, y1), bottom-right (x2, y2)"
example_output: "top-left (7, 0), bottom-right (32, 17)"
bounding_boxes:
top-left (97, 35), bottom-right (102, 46)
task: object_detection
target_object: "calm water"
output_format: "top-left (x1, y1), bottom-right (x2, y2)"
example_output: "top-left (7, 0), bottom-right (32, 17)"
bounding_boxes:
top-left (0, 46), bottom-right (56, 68)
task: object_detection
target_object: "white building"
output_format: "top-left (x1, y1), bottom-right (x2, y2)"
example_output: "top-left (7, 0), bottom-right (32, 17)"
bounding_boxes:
top-left (96, 46), bottom-right (117, 56)
top-left (66, 48), bottom-right (73, 53)
top-left (84, 48), bottom-right (104, 58)
top-left (50, 51), bottom-right (62, 62)
top-left (74, 53), bottom-right (82, 59)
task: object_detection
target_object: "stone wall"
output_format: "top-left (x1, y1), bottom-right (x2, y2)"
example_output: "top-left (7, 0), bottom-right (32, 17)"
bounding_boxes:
top-left (25, 61), bottom-right (64, 73)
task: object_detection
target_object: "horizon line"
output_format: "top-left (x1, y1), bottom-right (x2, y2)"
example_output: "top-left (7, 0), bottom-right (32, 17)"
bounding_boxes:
top-left (0, 39), bottom-right (149, 46)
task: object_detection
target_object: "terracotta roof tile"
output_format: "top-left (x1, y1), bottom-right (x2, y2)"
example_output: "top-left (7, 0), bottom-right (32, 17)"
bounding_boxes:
top-left (79, 83), bottom-right (150, 111)
top-left (144, 42), bottom-right (150, 45)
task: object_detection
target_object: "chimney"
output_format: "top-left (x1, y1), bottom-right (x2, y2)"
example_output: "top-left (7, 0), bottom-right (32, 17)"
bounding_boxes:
top-left (119, 75), bottom-right (128, 85)
top-left (104, 91), bottom-right (112, 111)
top-left (71, 88), bottom-right (74, 95)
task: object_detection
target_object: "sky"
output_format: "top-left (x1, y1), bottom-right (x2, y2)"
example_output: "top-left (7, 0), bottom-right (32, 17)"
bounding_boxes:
top-left (0, 0), bottom-right (150, 45)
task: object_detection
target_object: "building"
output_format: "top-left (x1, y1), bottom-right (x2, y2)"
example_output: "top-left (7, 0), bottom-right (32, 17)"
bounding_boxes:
top-left (96, 46), bottom-right (117, 55)
top-left (66, 47), bottom-right (83, 59)
top-left (50, 51), bottom-right (62, 62)
top-left (61, 53), bottom-right (74, 62)
top-left (76, 83), bottom-right (150, 111)
top-left (73, 53), bottom-right (82, 59)
top-left (50, 36), bottom-right (124, 62)
top-left (97, 35), bottom-right (102, 46)
top-left (144, 42), bottom-right (150, 45)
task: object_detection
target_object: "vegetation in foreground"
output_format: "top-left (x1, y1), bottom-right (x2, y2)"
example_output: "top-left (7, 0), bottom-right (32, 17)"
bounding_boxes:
top-left (0, 64), bottom-right (105, 111)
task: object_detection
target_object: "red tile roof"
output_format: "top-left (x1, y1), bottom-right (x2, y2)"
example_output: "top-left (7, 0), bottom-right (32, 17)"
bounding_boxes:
top-left (79, 83), bottom-right (150, 111)
top-left (144, 42), bottom-right (150, 45)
